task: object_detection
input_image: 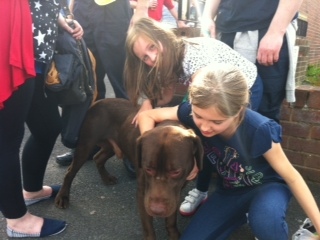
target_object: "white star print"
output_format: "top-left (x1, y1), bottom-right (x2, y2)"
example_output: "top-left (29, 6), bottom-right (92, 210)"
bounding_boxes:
top-left (34, 1), bottom-right (42, 10)
top-left (39, 51), bottom-right (47, 59)
top-left (47, 28), bottom-right (52, 35)
top-left (34, 30), bottom-right (46, 46)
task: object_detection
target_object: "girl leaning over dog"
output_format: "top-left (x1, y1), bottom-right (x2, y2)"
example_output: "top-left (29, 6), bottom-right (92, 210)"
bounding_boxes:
top-left (124, 17), bottom-right (263, 122)
top-left (137, 63), bottom-right (320, 240)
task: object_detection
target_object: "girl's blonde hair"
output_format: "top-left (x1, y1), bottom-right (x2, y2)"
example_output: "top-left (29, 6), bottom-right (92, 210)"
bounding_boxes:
top-left (189, 64), bottom-right (249, 122)
top-left (124, 18), bottom-right (185, 106)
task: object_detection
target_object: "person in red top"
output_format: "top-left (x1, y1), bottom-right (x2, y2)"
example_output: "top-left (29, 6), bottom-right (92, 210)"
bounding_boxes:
top-left (0, 0), bottom-right (83, 238)
top-left (130, 0), bottom-right (187, 27)
top-left (0, 0), bottom-right (35, 109)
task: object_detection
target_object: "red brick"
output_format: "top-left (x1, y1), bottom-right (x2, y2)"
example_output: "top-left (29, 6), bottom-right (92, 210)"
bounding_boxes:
top-left (292, 108), bottom-right (320, 124)
top-left (304, 153), bottom-right (320, 169)
top-left (288, 138), bottom-right (320, 155)
top-left (310, 126), bottom-right (320, 140)
top-left (281, 121), bottom-right (311, 138)
top-left (308, 87), bottom-right (320, 109)
top-left (281, 135), bottom-right (289, 148)
top-left (285, 149), bottom-right (305, 166)
top-left (302, 167), bottom-right (320, 183)
top-left (294, 87), bottom-right (310, 108)
top-left (293, 166), bottom-right (320, 183)
top-left (280, 105), bottom-right (292, 121)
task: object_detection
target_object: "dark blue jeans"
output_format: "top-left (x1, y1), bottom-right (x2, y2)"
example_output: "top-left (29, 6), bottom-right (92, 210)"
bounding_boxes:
top-left (181, 182), bottom-right (292, 240)
top-left (220, 28), bottom-right (289, 123)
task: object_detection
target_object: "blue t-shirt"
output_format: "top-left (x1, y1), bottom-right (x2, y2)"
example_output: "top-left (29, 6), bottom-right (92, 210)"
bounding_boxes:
top-left (177, 102), bottom-right (284, 190)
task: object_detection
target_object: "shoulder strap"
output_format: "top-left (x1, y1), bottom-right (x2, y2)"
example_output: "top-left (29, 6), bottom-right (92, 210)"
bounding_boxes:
top-left (60, 0), bottom-right (74, 19)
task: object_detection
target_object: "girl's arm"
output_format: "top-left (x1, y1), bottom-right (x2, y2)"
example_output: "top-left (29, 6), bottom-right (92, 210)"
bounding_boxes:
top-left (130, 0), bottom-right (149, 26)
top-left (132, 84), bottom-right (176, 125)
top-left (168, 8), bottom-right (188, 28)
top-left (132, 99), bottom-right (153, 126)
top-left (138, 106), bottom-right (179, 134)
top-left (264, 142), bottom-right (320, 233)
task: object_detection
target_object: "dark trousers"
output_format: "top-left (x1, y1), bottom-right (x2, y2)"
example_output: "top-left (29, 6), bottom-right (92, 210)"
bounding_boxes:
top-left (22, 75), bottom-right (62, 191)
top-left (220, 28), bottom-right (289, 123)
top-left (0, 80), bottom-right (34, 218)
top-left (73, 0), bottom-right (132, 99)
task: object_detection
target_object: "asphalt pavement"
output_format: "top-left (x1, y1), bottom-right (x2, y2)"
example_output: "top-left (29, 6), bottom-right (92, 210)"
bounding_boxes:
top-left (1, 76), bottom-right (320, 240)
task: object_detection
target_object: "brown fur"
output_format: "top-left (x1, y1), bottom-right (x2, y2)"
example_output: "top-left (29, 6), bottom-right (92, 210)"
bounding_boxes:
top-left (54, 98), bottom-right (203, 240)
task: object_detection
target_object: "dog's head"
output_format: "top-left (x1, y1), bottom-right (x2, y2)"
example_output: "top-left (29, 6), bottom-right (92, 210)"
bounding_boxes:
top-left (136, 122), bottom-right (203, 217)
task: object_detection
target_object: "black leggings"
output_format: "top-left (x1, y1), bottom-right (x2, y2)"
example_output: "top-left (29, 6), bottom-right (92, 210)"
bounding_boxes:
top-left (0, 74), bottom-right (62, 219)
top-left (0, 79), bottom-right (34, 218)
top-left (22, 74), bottom-right (62, 192)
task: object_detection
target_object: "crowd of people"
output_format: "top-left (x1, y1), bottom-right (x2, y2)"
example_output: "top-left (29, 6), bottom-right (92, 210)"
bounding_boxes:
top-left (1, 0), bottom-right (319, 239)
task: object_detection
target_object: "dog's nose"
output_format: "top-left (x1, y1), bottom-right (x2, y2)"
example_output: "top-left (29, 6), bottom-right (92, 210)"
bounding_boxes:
top-left (155, 176), bottom-right (165, 181)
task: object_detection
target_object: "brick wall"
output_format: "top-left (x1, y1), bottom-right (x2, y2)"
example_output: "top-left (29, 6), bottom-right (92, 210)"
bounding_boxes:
top-left (299, 0), bottom-right (320, 66)
top-left (281, 86), bottom-right (320, 182)
top-left (289, 0), bottom-right (320, 182)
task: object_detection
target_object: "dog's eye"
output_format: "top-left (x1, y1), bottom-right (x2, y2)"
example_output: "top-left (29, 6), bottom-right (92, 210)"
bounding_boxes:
top-left (169, 170), bottom-right (181, 178)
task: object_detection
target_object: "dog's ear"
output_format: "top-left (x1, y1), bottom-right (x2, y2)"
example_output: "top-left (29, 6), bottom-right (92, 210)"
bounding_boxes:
top-left (186, 160), bottom-right (199, 180)
top-left (191, 132), bottom-right (204, 171)
top-left (136, 136), bottom-right (143, 168)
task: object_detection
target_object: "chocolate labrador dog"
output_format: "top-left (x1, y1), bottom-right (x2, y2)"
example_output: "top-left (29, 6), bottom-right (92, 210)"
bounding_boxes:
top-left (55, 98), bottom-right (203, 240)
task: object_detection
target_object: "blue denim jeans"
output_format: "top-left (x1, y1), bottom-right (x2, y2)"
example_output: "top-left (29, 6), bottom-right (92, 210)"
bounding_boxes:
top-left (180, 182), bottom-right (292, 240)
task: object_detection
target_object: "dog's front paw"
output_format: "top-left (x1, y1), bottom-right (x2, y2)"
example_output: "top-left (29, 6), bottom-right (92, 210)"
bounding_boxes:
top-left (55, 194), bottom-right (70, 209)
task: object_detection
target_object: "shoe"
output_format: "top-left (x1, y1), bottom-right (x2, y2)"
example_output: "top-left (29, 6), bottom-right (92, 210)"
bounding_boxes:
top-left (292, 218), bottom-right (318, 240)
top-left (7, 218), bottom-right (67, 238)
top-left (24, 185), bottom-right (61, 206)
top-left (56, 150), bottom-right (74, 166)
top-left (179, 188), bottom-right (208, 216)
top-left (123, 157), bottom-right (136, 178)
top-left (56, 147), bottom-right (98, 166)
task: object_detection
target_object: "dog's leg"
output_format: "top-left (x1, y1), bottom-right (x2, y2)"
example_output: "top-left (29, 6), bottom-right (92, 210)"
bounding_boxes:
top-left (165, 212), bottom-right (180, 240)
top-left (55, 144), bottom-right (95, 209)
top-left (93, 141), bottom-right (118, 185)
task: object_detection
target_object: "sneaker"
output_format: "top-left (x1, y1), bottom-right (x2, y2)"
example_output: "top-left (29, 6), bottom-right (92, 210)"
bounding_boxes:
top-left (292, 218), bottom-right (318, 240)
top-left (179, 188), bottom-right (208, 216)
top-left (56, 150), bottom-right (74, 166)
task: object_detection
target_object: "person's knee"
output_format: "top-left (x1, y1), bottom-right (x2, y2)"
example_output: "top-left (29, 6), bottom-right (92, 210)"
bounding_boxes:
top-left (248, 183), bottom-right (291, 240)
top-left (249, 212), bottom-right (288, 240)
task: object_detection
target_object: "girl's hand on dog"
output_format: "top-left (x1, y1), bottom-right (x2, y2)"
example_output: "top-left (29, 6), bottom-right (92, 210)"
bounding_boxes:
top-left (132, 99), bottom-right (153, 127)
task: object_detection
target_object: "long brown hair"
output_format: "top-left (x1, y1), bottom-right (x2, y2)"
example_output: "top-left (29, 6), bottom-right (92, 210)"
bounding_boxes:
top-left (124, 18), bottom-right (185, 105)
